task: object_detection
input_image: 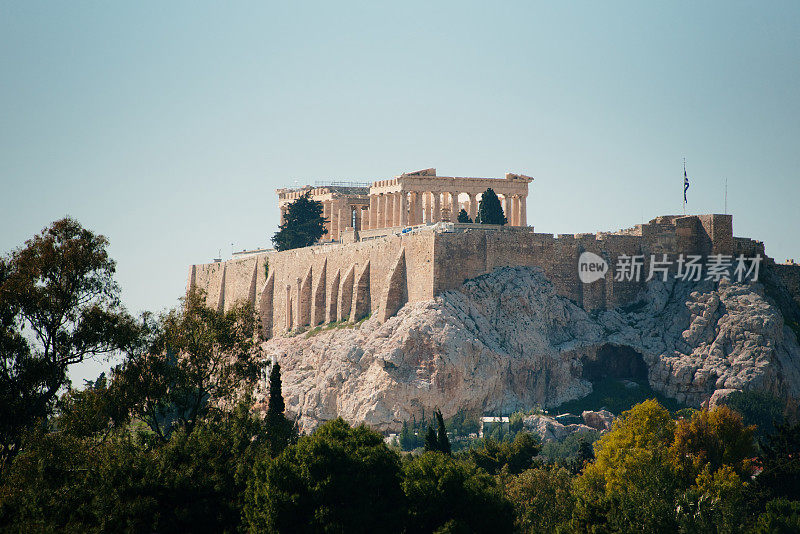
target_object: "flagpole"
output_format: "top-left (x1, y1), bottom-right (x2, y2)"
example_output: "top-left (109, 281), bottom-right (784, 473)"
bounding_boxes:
top-left (683, 158), bottom-right (686, 215)
top-left (724, 178), bottom-right (728, 214)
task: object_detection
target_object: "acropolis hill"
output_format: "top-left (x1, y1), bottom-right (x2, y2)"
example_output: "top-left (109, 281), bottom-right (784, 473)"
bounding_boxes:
top-left (189, 168), bottom-right (799, 340)
top-left (188, 169), bottom-right (800, 430)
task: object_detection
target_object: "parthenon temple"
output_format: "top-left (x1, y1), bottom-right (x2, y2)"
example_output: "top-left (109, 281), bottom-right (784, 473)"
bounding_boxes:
top-left (276, 168), bottom-right (533, 242)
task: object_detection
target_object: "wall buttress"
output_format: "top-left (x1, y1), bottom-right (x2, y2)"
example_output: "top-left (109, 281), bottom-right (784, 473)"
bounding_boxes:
top-left (351, 261), bottom-right (371, 322)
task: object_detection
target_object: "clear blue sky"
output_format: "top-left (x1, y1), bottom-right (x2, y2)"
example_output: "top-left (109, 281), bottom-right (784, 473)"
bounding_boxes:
top-left (1, 2), bottom-right (798, 383)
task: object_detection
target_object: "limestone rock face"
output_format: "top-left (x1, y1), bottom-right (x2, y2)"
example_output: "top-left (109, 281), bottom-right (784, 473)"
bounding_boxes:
top-left (582, 410), bottom-right (615, 432)
top-left (523, 415), bottom-right (596, 442)
top-left (259, 267), bottom-right (800, 433)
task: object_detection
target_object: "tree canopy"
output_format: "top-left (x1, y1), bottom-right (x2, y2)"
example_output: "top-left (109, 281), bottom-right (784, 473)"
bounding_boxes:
top-left (402, 452), bottom-right (514, 533)
top-left (456, 208), bottom-right (472, 223)
top-left (0, 217), bottom-right (139, 461)
top-left (244, 418), bottom-right (406, 533)
top-left (113, 289), bottom-right (258, 441)
top-left (272, 193), bottom-right (328, 251)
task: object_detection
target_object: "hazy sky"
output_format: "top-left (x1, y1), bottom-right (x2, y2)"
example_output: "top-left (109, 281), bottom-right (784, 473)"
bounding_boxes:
top-left (1, 2), bottom-right (798, 383)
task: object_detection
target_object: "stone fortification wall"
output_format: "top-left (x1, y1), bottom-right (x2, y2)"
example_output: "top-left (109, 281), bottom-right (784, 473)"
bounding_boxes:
top-left (189, 214), bottom-right (752, 338)
top-left (190, 232), bottom-right (436, 339)
top-left (189, 256), bottom-right (269, 314)
top-left (431, 214), bottom-right (739, 312)
top-left (433, 230), bottom-right (654, 311)
top-left (775, 263), bottom-right (800, 310)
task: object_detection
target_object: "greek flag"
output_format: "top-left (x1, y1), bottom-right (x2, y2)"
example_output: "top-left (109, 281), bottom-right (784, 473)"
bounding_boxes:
top-left (683, 164), bottom-right (689, 203)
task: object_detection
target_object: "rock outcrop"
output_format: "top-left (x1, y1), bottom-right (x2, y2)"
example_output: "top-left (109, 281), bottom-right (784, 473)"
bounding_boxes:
top-left (582, 410), bottom-right (615, 432)
top-left (523, 415), bottom-right (597, 442)
top-left (258, 266), bottom-right (800, 433)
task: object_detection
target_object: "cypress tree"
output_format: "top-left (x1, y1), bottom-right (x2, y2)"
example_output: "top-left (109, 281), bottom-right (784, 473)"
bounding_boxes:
top-left (435, 410), bottom-right (451, 455)
top-left (400, 421), bottom-right (413, 451)
top-left (475, 188), bottom-right (507, 225)
top-left (424, 425), bottom-right (439, 453)
top-left (266, 363), bottom-right (285, 420)
top-left (265, 362), bottom-right (294, 454)
top-left (456, 209), bottom-right (473, 223)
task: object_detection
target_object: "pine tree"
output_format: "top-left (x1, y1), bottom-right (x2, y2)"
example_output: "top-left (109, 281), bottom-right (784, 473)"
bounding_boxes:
top-left (435, 410), bottom-right (451, 455)
top-left (272, 193), bottom-right (328, 251)
top-left (456, 209), bottom-right (473, 223)
top-left (424, 425), bottom-right (439, 453)
top-left (475, 188), bottom-right (507, 225)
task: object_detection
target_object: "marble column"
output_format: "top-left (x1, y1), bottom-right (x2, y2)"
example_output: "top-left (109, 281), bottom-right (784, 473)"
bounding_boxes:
top-left (450, 192), bottom-right (459, 222)
top-left (285, 285), bottom-right (292, 331)
top-left (330, 202), bottom-right (338, 239)
top-left (400, 191), bottom-right (408, 227)
top-left (433, 192), bottom-right (441, 223)
top-left (337, 208), bottom-right (343, 239)
top-left (367, 196), bottom-right (376, 230)
top-left (468, 192), bottom-right (477, 222)
top-left (511, 196), bottom-right (519, 226)
top-left (322, 201), bottom-right (330, 238)
top-left (519, 194), bottom-right (527, 227)
top-left (295, 278), bottom-right (302, 328)
top-left (414, 191), bottom-right (423, 225)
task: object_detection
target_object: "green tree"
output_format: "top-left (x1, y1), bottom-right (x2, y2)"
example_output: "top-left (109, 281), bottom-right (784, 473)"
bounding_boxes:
top-left (475, 188), bottom-right (507, 225)
top-left (467, 432), bottom-right (541, 476)
top-left (675, 464), bottom-right (747, 534)
top-left (435, 409), bottom-right (451, 456)
top-left (572, 399), bottom-right (679, 532)
top-left (670, 405), bottom-right (756, 481)
top-left (114, 289), bottom-right (258, 441)
top-left (722, 390), bottom-right (784, 438)
top-left (424, 424), bottom-right (439, 453)
top-left (55, 373), bottom-right (131, 440)
top-left (399, 420), bottom-right (416, 451)
top-left (456, 209), bottom-right (472, 223)
top-left (540, 430), bottom-right (600, 472)
top-left (0, 217), bottom-right (139, 462)
top-left (752, 498), bottom-right (800, 534)
top-left (265, 362), bottom-right (296, 455)
top-left (505, 466), bottom-right (575, 533)
top-left (244, 418), bottom-right (405, 533)
top-left (402, 452), bottom-right (514, 533)
top-left (0, 394), bottom-right (270, 533)
top-left (272, 193), bottom-right (328, 251)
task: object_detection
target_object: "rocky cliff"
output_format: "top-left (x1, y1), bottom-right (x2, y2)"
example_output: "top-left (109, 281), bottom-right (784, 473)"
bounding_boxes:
top-left (258, 266), bottom-right (800, 432)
